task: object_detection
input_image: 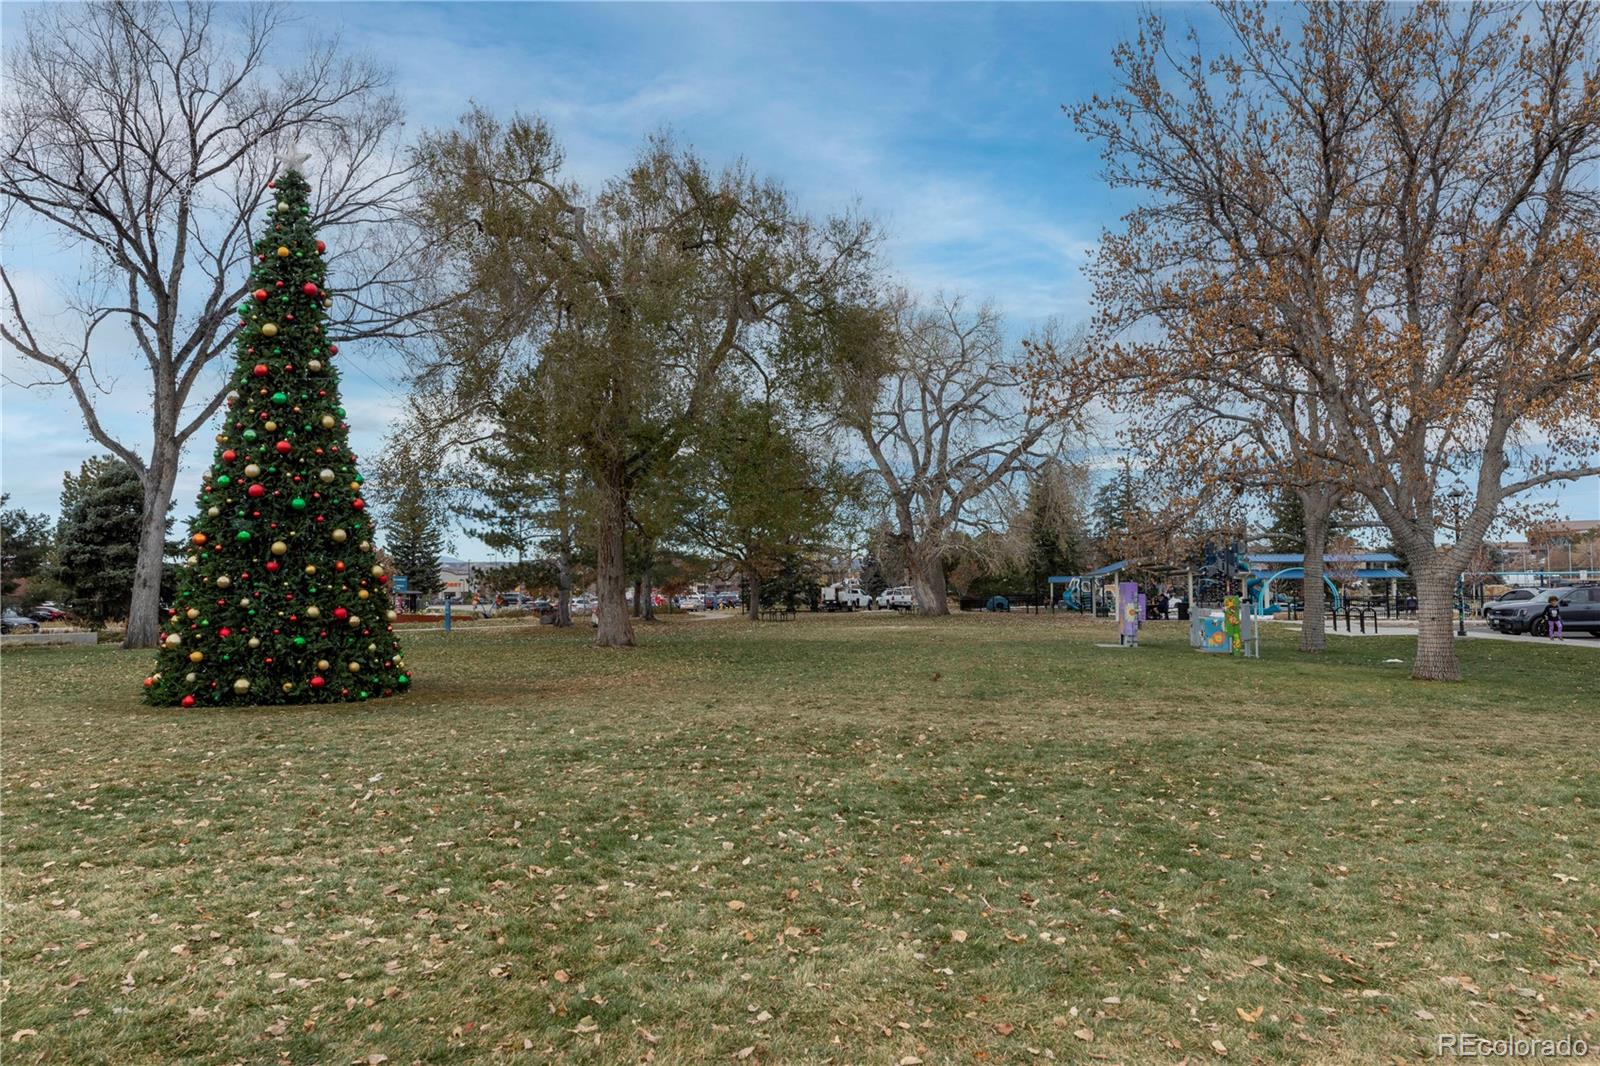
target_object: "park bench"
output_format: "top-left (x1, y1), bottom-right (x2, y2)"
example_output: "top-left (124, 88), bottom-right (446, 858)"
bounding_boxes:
top-left (759, 607), bottom-right (796, 622)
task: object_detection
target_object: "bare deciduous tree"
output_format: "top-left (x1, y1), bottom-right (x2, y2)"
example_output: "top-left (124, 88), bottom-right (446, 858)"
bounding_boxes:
top-left (837, 295), bottom-right (1082, 615)
top-left (1061, 1), bottom-right (1600, 680)
top-left (2, 2), bottom-right (426, 648)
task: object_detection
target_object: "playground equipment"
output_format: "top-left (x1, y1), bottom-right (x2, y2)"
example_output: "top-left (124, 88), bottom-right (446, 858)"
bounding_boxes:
top-left (1244, 553), bottom-right (1406, 615)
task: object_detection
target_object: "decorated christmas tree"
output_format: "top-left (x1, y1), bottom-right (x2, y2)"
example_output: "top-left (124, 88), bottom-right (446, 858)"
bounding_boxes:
top-left (145, 160), bottom-right (410, 707)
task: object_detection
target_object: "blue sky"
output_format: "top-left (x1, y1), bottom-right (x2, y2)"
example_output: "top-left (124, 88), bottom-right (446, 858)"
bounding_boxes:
top-left (2, 2), bottom-right (1594, 557)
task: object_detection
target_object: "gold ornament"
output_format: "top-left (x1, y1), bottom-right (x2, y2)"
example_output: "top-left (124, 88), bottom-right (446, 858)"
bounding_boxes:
top-left (261, 322), bottom-right (278, 337)
top-left (331, 528), bottom-right (348, 543)
top-left (189, 651), bottom-right (204, 663)
top-left (359, 540), bottom-right (371, 552)
top-left (233, 678), bottom-right (251, 694)
top-left (207, 506), bottom-right (220, 517)
top-left (371, 565), bottom-right (385, 578)
top-left (185, 672), bottom-right (197, 683)
top-left (308, 359), bottom-right (324, 372)
top-left (306, 606), bottom-right (321, 619)
top-left (239, 597), bottom-right (252, 608)
top-left (318, 468), bottom-right (335, 483)
top-left (347, 661), bottom-right (361, 673)
top-left (248, 637), bottom-right (261, 648)
top-left (186, 607), bottom-right (199, 620)
top-left (317, 659), bottom-right (331, 671)
top-left (264, 420), bottom-right (278, 432)
top-left (320, 415), bottom-right (336, 429)
top-left (304, 564), bottom-right (317, 575)
top-left (385, 610), bottom-right (397, 622)
top-left (358, 589), bottom-right (370, 600)
top-left (276, 200), bottom-right (290, 213)
top-left (282, 682), bottom-right (294, 693)
top-left (165, 633), bottom-right (182, 647)
top-left (277, 245), bottom-right (290, 257)
top-left (216, 576), bottom-right (231, 589)
top-left (245, 464), bottom-right (261, 478)
top-left (348, 615), bottom-right (361, 628)
top-left (270, 540), bottom-right (288, 556)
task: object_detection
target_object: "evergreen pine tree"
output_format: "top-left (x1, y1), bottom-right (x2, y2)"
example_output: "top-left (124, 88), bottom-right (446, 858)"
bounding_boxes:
top-left (54, 459), bottom-right (147, 624)
top-left (144, 165), bottom-right (408, 706)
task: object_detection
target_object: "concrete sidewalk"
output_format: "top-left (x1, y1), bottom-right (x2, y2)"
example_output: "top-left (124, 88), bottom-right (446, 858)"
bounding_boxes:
top-left (1269, 618), bottom-right (1600, 647)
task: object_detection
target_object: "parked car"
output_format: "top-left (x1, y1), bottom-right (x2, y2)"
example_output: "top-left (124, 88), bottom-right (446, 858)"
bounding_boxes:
top-left (1480, 587), bottom-right (1540, 617)
top-left (29, 602), bottom-right (68, 621)
top-left (676, 594), bottom-right (705, 611)
top-left (3, 609), bottom-right (42, 634)
top-left (876, 586), bottom-right (915, 611)
top-left (1485, 584), bottom-right (1600, 636)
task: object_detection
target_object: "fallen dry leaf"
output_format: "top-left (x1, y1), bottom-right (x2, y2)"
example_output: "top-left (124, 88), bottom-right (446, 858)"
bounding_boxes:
top-left (1073, 1027), bottom-right (1095, 1042)
top-left (950, 929), bottom-right (967, 943)
top-left (1236, 1005), bottom-right (1264, 1024)
top-left (994, 1022), bottom-right (1015, 1037)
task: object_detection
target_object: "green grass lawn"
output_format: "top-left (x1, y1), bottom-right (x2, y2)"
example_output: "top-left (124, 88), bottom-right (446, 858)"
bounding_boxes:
top-left (3, 613), bottom-right (1596, 1064)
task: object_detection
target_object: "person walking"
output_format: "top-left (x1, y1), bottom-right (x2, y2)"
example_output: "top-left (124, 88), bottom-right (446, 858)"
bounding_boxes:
top-left (1545, 595), bottom-right (1564, 641)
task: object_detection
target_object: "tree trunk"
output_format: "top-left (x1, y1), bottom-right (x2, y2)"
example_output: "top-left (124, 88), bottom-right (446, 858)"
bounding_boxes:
top-left (1297, 490), bottom-right (1332, 653)
top-left (910, 548), bottom-right (949, 617)
top-left (555, 550), bottom-right (573, 627)
top-left (642, 566), bottom-right (656, 622)
top-left (594, 476), bottom-right (635, 647)
top-left (746, 564), bottom-right (762, 621)
top-left (1411, 556), bottom-right (1460, 681)
top-left (123, 458), bottom-right (177, 650)
top-left (632, 577), bottom-right (644, 618)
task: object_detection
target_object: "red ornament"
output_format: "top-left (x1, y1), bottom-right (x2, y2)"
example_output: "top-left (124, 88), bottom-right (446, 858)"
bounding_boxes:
top-left (351, 498), bottom-right (365, 511)
top-left (143, 676), bottom-right (155, 688)
top-left (267, 180), bottom-right (276, 189)
top-left (276, 440), bottom-right (292, 454)
top-left (253, 363), bottom-right (269, 377)
top-left (335, 561), bottom-right (346, 572)
top-left (302, 282), bottom-right (319, 296)
top-left (310, 675), bottom-right (326, 688)
top-left (316, 240), bottom-right (326, 253)
top-left (266, 560), bottom-right (280, 573)
top-left (253, 289), bottom-right (268, 302)
top-left (275, 280), bottom-right (284, 288)
top-left (334, 607), bottom-right (349, 620)
top-left (328, 344), bottom-right (339, 355)
top-left (218, 627), bottom-right (232, 638)
top-left (181, 695), bottom-right (196, 708)
top-left (222, 449), bottom-right (237, 462)
top-left (248, 483), bottom-right (266, 498)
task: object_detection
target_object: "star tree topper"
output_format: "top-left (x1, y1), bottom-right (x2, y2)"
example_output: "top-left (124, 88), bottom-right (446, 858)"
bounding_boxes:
top-left (278, 143), bottom-right (312, 173)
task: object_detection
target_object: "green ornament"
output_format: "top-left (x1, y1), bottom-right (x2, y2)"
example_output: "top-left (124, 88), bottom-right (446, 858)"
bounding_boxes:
top-left (243, 429), bottom-right (258, 442)
top-left (291, 497), bottom-right (307, 510)
top-left (337, 407), bottom-right (347, 418)
top-left (293, 636), bottom-right (306, 647)
top-left (236, 530), bottom-right (251, 542)
top-left (272, 391), bottom-right (288, 404)
top-left (397, 674), bottom-right (409, 685)
top-left (216, 475), bottom-right (232, 487)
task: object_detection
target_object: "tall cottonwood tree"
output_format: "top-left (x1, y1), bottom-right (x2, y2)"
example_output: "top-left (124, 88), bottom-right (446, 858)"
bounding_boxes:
top-left (835, 295), bottom-right (1081, 615)
top-left (410, 107), bottom-right (874, 647)
top-left (1, 2), bottom-right (430, 648)
top-left (1060, 1), bottom-right (1600, 679)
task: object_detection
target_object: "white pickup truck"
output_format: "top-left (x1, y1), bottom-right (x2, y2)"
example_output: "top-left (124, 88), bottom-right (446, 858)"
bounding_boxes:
top-left (818, 582), bottom-right (874, 611)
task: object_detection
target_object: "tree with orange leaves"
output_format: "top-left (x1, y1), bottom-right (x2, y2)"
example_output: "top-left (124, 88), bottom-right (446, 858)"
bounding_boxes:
top-left (1045, 1), bottom-right (1600, 680)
